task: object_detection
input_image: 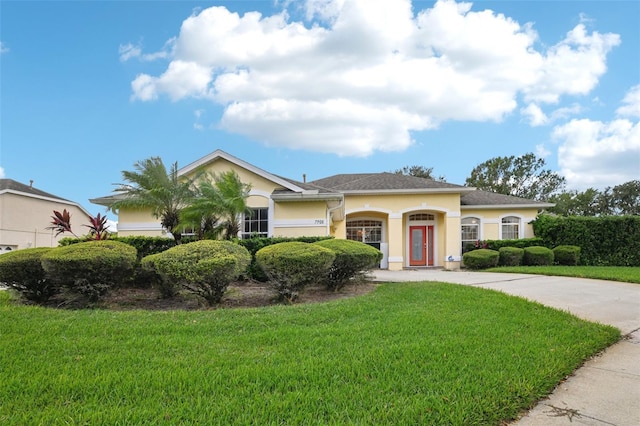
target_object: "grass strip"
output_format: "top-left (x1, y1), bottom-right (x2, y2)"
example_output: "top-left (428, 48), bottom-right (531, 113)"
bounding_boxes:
top-left (0, 283), bottom-right (619, 425)
top-left (486, 266), bottom-right (640, 284)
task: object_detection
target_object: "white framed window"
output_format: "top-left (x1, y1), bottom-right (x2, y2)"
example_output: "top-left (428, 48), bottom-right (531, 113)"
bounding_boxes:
top-left (242, 208), bottom-right (269, 239)
top-left (501, 216), bottom-right (521, 240)
top-left (409, 213), bottom-right (435, 221)
top-left (346, 219), bottom-right (382, 243)
top-left (461, 217), bottom-right (480, 251)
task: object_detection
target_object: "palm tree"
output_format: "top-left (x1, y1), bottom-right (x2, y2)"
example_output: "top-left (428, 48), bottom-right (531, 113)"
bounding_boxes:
top-left (108, 157), bottom-right (194, 243)
top-left (180, 170), bottom-right (252, 240)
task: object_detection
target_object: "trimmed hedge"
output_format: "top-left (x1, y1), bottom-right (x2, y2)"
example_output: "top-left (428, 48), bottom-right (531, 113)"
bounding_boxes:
top-left (523, 246), bottom-right (554, 266)
top-left (553, 245), bottom-right (581, 266)
top-left (238, 236), bottom-right (333, 281)
top-left (313, 239), bottom-right (382, 291)
top-left (256, 242), bottom-right (335, 301)
top-left (41, 241), bottom-right (137, 302)
top-left (142, 240), bottom-right (251, 305)
top-left (498, 247), bottom-right (524, 267)
top-left (60, 236), bottom-right (176, 259)
top-left (463, 249), bottom-right (499, 270)
top-left (0, 248), bottom-right (57, 303)
top-left (532, 215), bottom-right (640, 266)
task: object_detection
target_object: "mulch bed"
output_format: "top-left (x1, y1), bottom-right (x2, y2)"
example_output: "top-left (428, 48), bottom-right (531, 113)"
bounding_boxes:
top-left (93, 280), bottom-right (379, 311)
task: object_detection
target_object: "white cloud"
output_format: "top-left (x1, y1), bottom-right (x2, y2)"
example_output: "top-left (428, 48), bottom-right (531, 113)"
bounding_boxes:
top-left (552, 118), bottom-right (640, 190)
top-left (119, 43), bottom-right (141, 62)
top-left (524, 24), bottom-right (620, 104)
top-left (535, 144), bottom-right (551, 158)
top-left (521, 103), bottom-right (548, 126)
top-left (0, 41), bottom-right (9, 54)
top-left (128, 0), bottom-right (621, 156)
top-left (119, 39), bottom-right (173, 62)
top-left (616, 84), bottom-right (640, 118)
top-left (0, 166), bottom-right (5, 178)
top-left (521, 102), bottom-right (583, 126)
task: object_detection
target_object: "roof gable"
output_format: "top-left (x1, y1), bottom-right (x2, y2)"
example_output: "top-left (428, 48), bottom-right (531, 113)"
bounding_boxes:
top-left (0, 179), bottom-right (93, 216)
top-left (0, 179), bottom-right (71, 202)
top-left (177, 150), bottom-right (306, 193)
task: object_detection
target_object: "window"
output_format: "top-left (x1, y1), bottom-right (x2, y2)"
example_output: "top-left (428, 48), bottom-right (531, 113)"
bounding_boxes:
top-left (242, 208), bottom-right (268, 239)
top-left (501, 216), bottom-right (520, 240)
top-left (461, 217), bottom-right (480, 251)
top-left (409, 213), bottom-right (435, 221)
top-left (346, 219), bottom-right (382, 243)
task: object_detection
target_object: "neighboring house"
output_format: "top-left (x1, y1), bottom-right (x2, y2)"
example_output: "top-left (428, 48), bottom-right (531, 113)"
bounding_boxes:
top-left (91, 150), bottom-right (553, 270)
top-left (0, 179), bottom-right (93, 252)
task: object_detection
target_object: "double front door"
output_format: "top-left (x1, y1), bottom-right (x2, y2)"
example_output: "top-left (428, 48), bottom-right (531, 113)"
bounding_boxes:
top-left (409, 225), bottom-right (434, 267)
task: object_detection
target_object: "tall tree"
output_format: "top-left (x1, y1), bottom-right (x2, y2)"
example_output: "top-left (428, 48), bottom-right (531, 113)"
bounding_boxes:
top-left (393, 165), bottom-right (446, 181)
top-left (108, 157), bottom-right (194, 243)
top-left (465, 153), bottom-right (566, 200)
top-left (180, 170), bottom-right (252, 240)
top-left (547, 188), bottom-right (606, 216)
top-left (606, 180), bottom-right (640, 215)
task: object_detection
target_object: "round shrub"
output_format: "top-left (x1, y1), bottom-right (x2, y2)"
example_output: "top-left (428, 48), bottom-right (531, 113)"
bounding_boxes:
top-left (553, 245), bottom-right (581, 266)
top-left (0, 248), bottom-right (57, 303)
top-left (523, 246), bottom-right (554, 266)
top-left (41, 241), bottom-right (137, 302)
top-left (498, 247), bottom-right (524, 267)
top-left (463, 249), bottom-right (499, 270)
top-left (313, 239), bottom-right (382, 291)
top-left (256, 242), bottom-right (335, 301)
top-left (142, 240), bottom-right (251, 305)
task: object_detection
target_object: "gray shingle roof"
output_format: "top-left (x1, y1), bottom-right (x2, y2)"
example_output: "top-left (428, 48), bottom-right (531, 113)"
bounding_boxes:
top-left (461, 190), bottom-right (553, 207)
top-left (309, 173), bottom-right (467, 192)
top-left (0, 179), bottom-right (71, 202)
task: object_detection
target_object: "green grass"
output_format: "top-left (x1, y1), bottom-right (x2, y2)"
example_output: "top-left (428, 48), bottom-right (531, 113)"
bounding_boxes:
top-left (486, 265), bottom-right (640, 284)
top-left (0, 283), bottom-right (619, 425)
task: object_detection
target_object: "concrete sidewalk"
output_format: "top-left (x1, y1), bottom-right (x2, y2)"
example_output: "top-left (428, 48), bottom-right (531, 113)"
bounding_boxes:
top-left (372, 269), bottom-right (640, 426)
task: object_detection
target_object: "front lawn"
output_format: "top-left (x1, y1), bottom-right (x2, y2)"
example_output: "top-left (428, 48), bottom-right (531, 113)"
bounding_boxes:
top-left (486, 265), bottom-right (640, 284)
top-left (0, 283), bottom-right (619, 425)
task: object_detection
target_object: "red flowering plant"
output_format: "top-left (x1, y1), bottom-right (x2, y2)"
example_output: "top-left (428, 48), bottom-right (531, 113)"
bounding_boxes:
top-left (46, 209), bottom-right (110, 241)
top-left (84, 213), bottom-right (109, 240)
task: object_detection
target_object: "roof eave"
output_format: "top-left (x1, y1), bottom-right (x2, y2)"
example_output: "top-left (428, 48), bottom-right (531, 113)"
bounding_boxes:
top-left (271, 193), bottom-right (344, 202)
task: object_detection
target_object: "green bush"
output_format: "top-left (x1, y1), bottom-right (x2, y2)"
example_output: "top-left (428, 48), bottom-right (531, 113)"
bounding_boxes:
top-left (313, 239), bottom-right (382, 291)
top-left (532, 214), bottom-right (640, 266)
top-left (41, 241), bottom-right (137, 302)
top-left (485, 238), bottom-right (547, 251)
top-left (553, 245), bottom-right (581, 266)
top-left (523, 246), bottom-right (554, 266)
top-left (463, 249), bottom-right (499, 270)
top-left (498, 247), bottom-right (524, 267)
top-left (256, 242), bottom-right (335, 301)
top-left (238, 236), bottom-right (334, 281)
top-left (0, 248), bottom-right (58, 303)
top-left (142, 240), bottom-right (251, 305)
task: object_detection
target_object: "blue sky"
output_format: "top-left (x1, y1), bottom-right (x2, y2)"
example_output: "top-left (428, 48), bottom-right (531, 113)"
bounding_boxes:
top-left (1, 0), bottom-right (638, 224)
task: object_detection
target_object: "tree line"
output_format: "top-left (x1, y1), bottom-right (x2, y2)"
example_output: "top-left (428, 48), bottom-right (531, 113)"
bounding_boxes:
top-left (395, 152), bottom-right (639, 216)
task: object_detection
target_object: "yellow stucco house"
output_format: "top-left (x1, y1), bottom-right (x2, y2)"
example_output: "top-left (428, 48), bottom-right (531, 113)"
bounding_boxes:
top-left (92, 150), bottom-right (553, 270)
top-left (0, 179), bottom-right (93, 252)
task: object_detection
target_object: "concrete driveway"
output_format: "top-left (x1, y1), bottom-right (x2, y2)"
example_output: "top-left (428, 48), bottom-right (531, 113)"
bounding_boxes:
top-left (372, 269), bottom-right (640, 426)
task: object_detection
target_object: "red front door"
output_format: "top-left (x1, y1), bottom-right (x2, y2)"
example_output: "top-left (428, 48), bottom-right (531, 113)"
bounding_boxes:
top-left (410, 225), bottom-right (434, 266)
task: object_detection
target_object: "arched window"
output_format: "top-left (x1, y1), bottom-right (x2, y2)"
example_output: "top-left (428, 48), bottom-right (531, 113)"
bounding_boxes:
top-left (461, 217), bottom-right (480, 249)
top-left (501, 216), bottom-right (521, 240)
